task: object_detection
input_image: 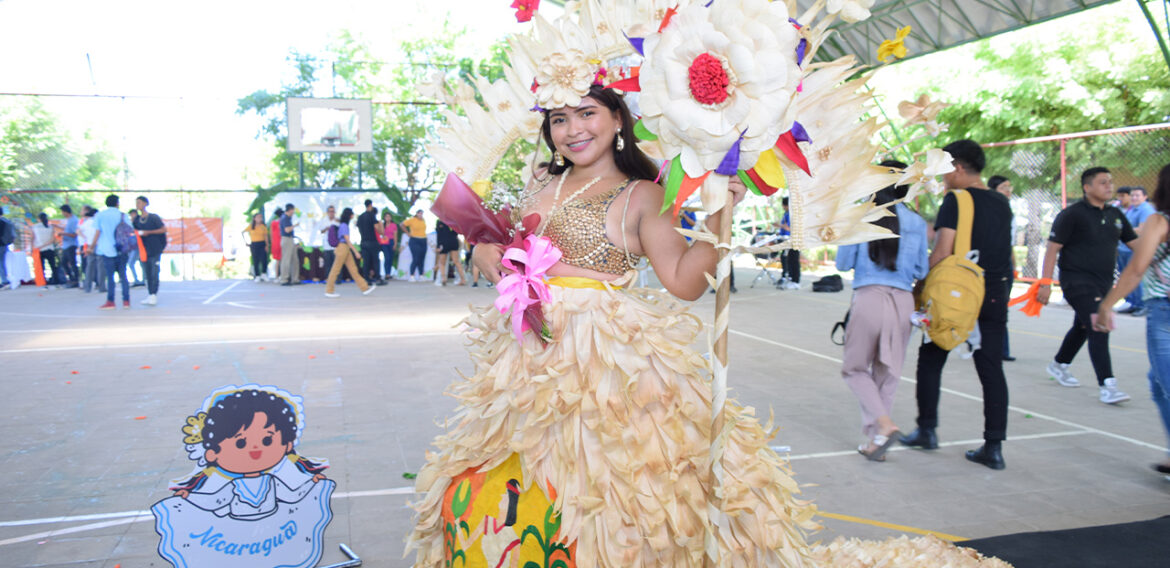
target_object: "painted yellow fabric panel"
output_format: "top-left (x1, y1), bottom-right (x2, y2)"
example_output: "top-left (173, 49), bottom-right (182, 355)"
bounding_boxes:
top-left (440, 454), bottom-right (575, 568)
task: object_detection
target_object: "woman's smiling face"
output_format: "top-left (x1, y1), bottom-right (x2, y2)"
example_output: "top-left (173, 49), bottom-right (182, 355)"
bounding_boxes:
top-left (205, 411), bottom-right (291, 475)
top-left (548, 96), bottom-right (621, 169)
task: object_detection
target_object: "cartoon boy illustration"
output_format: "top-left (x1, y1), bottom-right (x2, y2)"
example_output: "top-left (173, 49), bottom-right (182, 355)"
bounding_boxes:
top-left (152, 385), bottom-right (335, 568)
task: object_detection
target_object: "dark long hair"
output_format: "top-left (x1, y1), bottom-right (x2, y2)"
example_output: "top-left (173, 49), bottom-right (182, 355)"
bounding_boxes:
top-left (539, 84), bottom-right (658, 182)
top-left (868, 160), bottom-right (909, 271)
top-left (339, 207), bottom-right (354, 224)
top-left (201, 389), bottom-right (297, 455)
top-left (1152, 163), bottom-right (1170, 214)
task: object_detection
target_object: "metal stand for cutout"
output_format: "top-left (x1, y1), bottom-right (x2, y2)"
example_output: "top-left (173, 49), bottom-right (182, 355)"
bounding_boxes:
top-left (319, 543), bottom-right (362, 567)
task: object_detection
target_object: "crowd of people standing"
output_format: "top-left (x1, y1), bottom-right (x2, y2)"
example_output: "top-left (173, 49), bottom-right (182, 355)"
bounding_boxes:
top-left (239, 201), bottom-right (489, 296)
top-left (0, 195), bottom-right (167, 309)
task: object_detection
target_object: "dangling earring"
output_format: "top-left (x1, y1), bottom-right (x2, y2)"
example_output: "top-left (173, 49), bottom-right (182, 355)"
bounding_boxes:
top-left (615, 131), bottom-right (625, 152)
top-left (554, 151), bottom-right (564, 167)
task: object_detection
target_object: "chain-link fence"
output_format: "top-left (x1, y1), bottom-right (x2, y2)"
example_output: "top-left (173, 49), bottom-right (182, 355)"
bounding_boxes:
top-left (982, 123), bottom-right (1170, 279)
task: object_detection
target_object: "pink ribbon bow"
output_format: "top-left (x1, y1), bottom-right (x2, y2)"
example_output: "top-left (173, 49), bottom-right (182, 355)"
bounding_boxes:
top-left (493, 234), bottom-right (562, 343)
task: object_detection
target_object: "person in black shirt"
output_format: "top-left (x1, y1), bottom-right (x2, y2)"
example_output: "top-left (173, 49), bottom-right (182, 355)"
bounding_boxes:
top-left (900, 139), bottom-right (1012, 470)
top-left (134, 196), bottom-right (167, 305)
top-left (356, 199), bottom-right (384, 285)
top-left (1039, 167), bottom-right (1139, 404)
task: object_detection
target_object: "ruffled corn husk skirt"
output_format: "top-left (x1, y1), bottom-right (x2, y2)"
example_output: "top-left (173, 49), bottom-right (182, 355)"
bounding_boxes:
top-left (407, 283), bottom-right (816, 567)
top-left (406, 283), bottom-right (1011, 568)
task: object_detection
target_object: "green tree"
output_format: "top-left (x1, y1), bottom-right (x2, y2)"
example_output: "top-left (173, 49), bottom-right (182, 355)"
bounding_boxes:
top-left (236, 25), bottom-right (515, 222)
top-left (876, 4), bottom-right (1169, 200)
top-left (0, 97), bottom-right (121, 222)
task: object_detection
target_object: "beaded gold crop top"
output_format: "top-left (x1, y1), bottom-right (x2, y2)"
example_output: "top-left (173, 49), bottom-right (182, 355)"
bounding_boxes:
top-left (527, 178), bottom-right (643, 275)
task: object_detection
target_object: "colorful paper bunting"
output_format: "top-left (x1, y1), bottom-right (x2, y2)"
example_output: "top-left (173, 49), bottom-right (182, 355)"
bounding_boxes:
top-left (752, 149), bottom-right (787, 188)
top-left (605, 76), bottom-right (641, 92)
top-left (660, 156), bottom-right (685, 214)
top-left (634, 119), bottom-right (658, 142)
top-left (744, 168), bottom-right (779, 196)
top-left (673, 171), bottom-right (712, 218)
top-left (737, 170), bottom-right (763, 196)
top-left (625, 33), bottom-right (645, 56)
top-left (774, 131), bottom-right (810, 175)
top-left (790, 121), bottom-right (811, 144)
top-left (658, 6), bottom-right (678, 32)
top-left (714, 132), bottom-right (745, 176)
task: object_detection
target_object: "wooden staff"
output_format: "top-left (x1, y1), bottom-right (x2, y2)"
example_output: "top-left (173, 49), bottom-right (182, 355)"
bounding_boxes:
top-left (705, 199), bottom-right (734, 567)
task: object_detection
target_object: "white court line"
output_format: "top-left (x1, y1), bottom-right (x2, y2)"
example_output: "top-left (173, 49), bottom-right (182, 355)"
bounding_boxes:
top-left (785, 430), bottom-right (1090, 460)
top-left (0, 330), bottom-right (463, 354)
top-left (335, 486), bottom-right (417, 499)
top-left (202, 280), bottom-right (241, 304)
top-left (0, 510), bottom-right (150, 528)
top-left (0, 515), bottom-right (152, 547)
top-left (0, 484), bottom-right (421, 538)
top-left (726, 328), bottom-right (1165, 452)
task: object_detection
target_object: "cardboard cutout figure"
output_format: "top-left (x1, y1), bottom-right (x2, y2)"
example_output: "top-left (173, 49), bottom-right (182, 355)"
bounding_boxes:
top-left (152, 385), bottom-right (335, 568)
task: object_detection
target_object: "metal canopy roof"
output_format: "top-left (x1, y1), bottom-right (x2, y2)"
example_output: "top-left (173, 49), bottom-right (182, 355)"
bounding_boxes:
top-left (808, 0), bottom-right (1120, 66)
top-left (545, 1), bottom-right (1120, 65)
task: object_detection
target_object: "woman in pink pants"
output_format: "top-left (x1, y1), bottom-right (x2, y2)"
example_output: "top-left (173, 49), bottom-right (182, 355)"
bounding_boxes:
top-left (835, 164), bottom-right (929, 461)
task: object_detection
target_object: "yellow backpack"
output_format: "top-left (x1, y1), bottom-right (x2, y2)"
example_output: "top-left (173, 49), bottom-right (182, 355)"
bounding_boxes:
top-left (919, 190), bottom-right (985, 351)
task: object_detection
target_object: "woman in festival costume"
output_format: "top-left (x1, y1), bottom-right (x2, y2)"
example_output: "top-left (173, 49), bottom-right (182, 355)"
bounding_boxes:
top-left (406, 80), bottom-right (820, 567)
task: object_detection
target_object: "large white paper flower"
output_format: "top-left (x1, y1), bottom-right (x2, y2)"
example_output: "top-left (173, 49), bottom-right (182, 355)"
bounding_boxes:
top-left (827, 0), bottom-right (876, 23)
top-left (897, 149), bottom-right (955, 198)
top-left (534, 49), bottom-right (598, 110)
top-left (898, 94), bottom-right (950, 137)
top-left (639, 0), bottom-right (802, 176)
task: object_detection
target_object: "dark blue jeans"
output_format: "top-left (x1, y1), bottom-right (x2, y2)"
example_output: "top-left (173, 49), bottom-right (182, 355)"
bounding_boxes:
top-left (1117, 248), bottom-right (1145, 309)
top-left (142, 254), bottom-right (161, 295)
top-left (382, 241), bottom-right (396, 277)
top-left (1145, 298), bottom-right (1170, 454)
top-left (408, 237), bottom-right (427, 276)
top-left (61, 245), bottom-right (79, 284)
top-left (101, 253), bottom-right (130, 303)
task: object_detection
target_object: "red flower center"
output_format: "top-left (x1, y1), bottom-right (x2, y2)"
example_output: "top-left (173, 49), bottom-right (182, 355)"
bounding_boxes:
top-left (688, 53), bottom-right (730, 106)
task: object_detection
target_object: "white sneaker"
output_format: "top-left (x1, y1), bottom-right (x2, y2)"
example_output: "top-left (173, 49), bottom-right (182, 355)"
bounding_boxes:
top-left (324, 292), bottom-right (340, 298)
top-left (1099, 378), bottom-right (1130, 404)
top-left (253, 276), bottom-right (261, 282)
top-left (434, 279), bottom-right (443, 287)
top-left (1047, 361), bottom-right (1080, 387)
top-left (409, 275), bottom-right (417, 282)
top-left (785, 281), bottom-right (800, 290)
top-left (1113, 301), bottom-right (1133, 313)
top-left (141, 295), bottom-right (157, 306)
top-left (362, 283), bottom-right (376, 295)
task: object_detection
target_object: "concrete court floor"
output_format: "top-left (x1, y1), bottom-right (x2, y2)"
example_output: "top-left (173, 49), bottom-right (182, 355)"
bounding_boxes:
top-left (0, 266), bottom-right (1166, 568)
